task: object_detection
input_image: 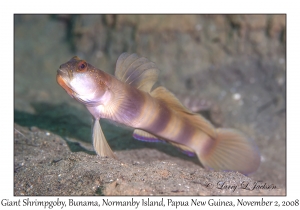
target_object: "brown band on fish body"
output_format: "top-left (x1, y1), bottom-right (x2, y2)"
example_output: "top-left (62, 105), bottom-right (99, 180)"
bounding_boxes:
top-left (188, 130), bottom-right (212, 154)
top-left (145, 101), bottom-right (172, 135)
top-left (133, 92), bottom-right (158, 128)
top-left (173, 118), bottom-right (196, 147)
top-left (154, 108), bottom-right (181, 142)
top-left (199, 135), bottom-right (216, 157)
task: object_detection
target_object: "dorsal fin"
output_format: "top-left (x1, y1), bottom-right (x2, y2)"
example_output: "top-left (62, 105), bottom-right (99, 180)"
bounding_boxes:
top-left (150, 86), bottom-right (192, 113)
top-left (150, 86), bottom-right (216, 138)
top-left (115, 52), bottom-right (159, 93)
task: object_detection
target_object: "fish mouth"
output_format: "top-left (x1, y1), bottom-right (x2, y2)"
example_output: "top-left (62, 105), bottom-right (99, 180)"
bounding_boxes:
top-left (56, 70), bottom-right (74, 97)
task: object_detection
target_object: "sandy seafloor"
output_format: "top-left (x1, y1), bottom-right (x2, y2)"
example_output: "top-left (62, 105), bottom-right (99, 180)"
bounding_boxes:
top-left (14, 15), bottom-right (286, 196)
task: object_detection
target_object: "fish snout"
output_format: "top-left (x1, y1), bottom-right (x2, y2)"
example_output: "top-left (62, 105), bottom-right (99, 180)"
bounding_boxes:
top-left (59, 63), bottom-right (69, 71)
top-left (57, 68), bottom-right (70, 78)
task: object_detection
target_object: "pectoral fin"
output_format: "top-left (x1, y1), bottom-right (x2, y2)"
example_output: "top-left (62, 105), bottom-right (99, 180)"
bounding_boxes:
top-left (92, 119), bottom-right (116, 158)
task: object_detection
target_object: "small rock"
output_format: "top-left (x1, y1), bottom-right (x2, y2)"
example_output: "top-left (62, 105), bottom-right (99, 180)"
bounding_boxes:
top-left (232, 93), bottom-right (241, 100)
top-left (30, 126), bottom-right (39, 132)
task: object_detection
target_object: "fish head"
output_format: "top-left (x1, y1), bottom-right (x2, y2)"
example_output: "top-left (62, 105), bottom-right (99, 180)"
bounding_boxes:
top-left (57, 56), bottom-right (111, 106)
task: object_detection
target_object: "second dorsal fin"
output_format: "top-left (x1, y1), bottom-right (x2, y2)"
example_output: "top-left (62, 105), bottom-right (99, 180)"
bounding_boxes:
top-left (114, 52), bottom-right (159, 93)
top-left (150, 86), bottom-right (217, 138)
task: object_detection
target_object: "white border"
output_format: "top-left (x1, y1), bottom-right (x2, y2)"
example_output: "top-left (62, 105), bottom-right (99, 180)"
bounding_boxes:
top-left (2, 1), bottom-right (298, 209)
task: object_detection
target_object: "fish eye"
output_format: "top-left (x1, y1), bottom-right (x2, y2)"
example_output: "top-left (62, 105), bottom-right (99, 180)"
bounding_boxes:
top-left (77, 61), bottom-right (87, 72)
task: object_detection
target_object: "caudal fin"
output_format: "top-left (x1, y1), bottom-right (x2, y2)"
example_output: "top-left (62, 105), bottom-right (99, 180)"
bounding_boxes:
top-left (197, 128), bottom-right (260, 175)
top-left (92, 119), bottom-right (116, 158)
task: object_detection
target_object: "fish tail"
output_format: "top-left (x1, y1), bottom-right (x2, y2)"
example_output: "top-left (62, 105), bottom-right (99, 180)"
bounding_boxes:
top-left (92, 119), bottom-right (116, 158)
top-left (197, 128), bottom-right (260, 175)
